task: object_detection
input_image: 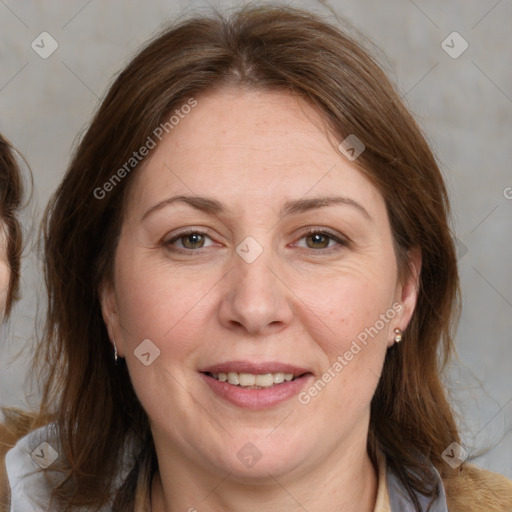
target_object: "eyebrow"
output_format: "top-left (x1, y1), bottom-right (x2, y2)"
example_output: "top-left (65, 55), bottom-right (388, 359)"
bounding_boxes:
top-left (141, 194), bottom-right (372, 222)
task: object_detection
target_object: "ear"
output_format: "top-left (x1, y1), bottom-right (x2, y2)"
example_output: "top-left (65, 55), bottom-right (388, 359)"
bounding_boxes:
top-left (389, 247), bottom-right (422, 346)
top-left (98, 279), bottom-right (125, 357)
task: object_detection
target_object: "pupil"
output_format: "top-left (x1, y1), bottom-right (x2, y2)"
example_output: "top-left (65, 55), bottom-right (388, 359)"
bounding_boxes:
top-left (183, 233), bottom-right (203, 248)
top-left (308, 233), bottom-right (328, 249)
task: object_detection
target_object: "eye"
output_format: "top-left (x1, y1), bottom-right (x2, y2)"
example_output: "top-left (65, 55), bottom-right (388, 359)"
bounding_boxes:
top-left (166, 230), bottom-right (215, 251)
top-left (295, 229), bottom-right (347, 251)
top-left (165, 228), bottom-right (347, 253)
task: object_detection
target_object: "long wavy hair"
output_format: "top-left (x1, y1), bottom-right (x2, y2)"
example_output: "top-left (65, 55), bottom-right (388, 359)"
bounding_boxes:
top-left (0, 134), bottom-right (24, 317)
top-left (34, 5), bottom-right (460, 511)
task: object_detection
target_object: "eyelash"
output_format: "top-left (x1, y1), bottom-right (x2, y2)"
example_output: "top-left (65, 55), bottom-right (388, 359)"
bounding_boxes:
top-left (164, 227), bottom-right (349, 254)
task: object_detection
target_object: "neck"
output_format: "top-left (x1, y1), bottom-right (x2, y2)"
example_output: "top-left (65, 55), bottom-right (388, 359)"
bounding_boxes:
top-left (151, 435), bottom-right (378, 512)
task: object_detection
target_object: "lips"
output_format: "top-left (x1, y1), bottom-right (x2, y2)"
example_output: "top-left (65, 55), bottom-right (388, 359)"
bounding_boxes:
top-left (199, 360), bottom-right (314, 409)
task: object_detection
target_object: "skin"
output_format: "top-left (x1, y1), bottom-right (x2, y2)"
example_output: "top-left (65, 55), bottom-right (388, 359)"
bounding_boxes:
top-left (0, 225), bottom-right (10, 322)
top-left (101, 86), bottom-right (421, 512)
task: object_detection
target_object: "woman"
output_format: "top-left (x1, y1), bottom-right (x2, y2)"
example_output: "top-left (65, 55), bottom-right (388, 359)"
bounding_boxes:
top-left (0, 133), bottom-right (26, 505)
top-left (2, 5), bottom-right (511, 512)
top-left (0, 135), bottom-right (23, 322)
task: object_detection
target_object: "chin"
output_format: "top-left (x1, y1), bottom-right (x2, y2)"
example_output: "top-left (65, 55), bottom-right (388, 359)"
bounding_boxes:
top-left (204, 432), bottom-right (310, 482)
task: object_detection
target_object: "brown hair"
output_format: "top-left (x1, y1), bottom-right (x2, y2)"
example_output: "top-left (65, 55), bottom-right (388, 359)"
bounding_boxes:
top-left (0, 134), bottom-right (24, 317)
top-left (36, 5), bottom-right (460, 511)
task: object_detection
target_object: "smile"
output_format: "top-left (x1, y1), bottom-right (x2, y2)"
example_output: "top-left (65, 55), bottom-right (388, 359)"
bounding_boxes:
top-left (205, 371), bottom-right (302, 388)
top-left (199, 361), bottom-right (314, 409)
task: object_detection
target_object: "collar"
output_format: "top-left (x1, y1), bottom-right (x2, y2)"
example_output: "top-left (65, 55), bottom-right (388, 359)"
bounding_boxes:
top-left (374, 448), bottom-right (449, 512)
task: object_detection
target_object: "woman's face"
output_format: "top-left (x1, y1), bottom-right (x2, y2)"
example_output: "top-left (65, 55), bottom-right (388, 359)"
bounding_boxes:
top-left (101, 86), bottom-right (419, 481)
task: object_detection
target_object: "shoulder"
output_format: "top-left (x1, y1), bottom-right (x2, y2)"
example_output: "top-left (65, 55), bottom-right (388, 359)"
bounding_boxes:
top-left (0, 411), bottom-right (57, 512)
top-left (1, 412), bottom-right (138, 512)
top-left (1, 409), bottom-right (37, 512)
top-left (443, 463), bottom-right (512, 512)
top-left (382, 449), bottom-right (512, 512)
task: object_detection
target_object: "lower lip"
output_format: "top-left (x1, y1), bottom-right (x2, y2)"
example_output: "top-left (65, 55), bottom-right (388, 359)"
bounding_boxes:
top-left (201, 373), bottom-right (313, 410)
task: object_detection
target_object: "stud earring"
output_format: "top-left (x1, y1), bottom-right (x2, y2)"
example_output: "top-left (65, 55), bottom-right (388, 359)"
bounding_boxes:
top-left (394, 328), bottom-right (402, 343)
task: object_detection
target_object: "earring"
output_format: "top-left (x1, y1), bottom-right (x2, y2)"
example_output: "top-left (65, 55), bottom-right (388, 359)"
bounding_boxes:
top-left (113, 339), bottom-right (118, 363)
top-left (394, 328), bottom-right (402, 343)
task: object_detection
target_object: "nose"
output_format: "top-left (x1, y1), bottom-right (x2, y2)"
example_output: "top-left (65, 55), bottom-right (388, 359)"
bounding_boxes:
top-left (217, 249), bottom-right (294, 336)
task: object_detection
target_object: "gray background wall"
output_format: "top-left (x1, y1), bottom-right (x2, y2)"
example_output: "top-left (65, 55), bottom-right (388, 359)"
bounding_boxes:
top-left (0, 0), bottom-right (511, 478)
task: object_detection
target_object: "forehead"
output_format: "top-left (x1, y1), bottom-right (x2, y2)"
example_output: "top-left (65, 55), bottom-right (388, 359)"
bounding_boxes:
top-left (126, 86), bottom-right (384, 218)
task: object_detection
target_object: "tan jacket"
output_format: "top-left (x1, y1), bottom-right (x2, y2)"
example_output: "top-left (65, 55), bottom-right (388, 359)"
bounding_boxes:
top-left (1, 419), bottom-right (512, 511)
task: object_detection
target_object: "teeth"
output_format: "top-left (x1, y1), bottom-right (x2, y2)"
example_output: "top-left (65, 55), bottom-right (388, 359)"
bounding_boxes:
top-left (273, 372), bottom-right (285, 384)
top-left (239, 373), bottom-right (256, 386)
top-left (210, 371), bottom-right (302, 387)
top-left (255, 373), bottom-right (274, 387)
top-left (227, 372), bottom-right (239, 385)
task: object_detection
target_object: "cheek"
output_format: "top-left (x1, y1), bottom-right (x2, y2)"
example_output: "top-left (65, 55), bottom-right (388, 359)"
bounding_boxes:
top-left (291, 262), bottom-right (397, 413)
top-left (113, 248), bottom-right (221, 363)
top-left (294, 262), bottom-right (397, 354)
top-left (112, 253), bottom-right (222, 422)
top-left (0, 260), bottom-right (10, 315)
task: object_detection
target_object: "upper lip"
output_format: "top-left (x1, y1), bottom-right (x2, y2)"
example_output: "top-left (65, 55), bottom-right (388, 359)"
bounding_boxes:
top-left (199, 360), bottom-right (312, 376)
